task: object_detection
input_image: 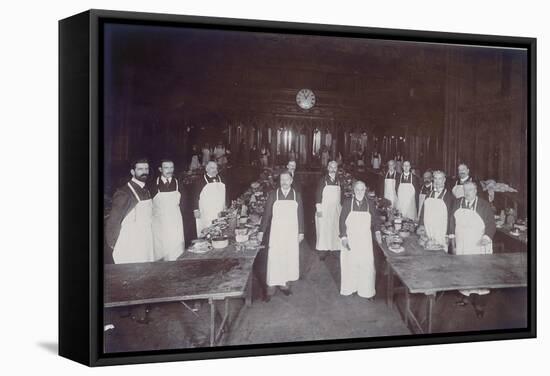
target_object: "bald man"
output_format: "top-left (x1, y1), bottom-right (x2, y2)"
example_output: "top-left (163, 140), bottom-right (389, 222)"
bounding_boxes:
top-left (449, 181), bottom-right (496, 317)
top-left (315, 160), bottom-right (343, 260)
top-left (193, 161), bottom-right (226, 236)
top-left (258, 171), bottom-right (305, 297)
top-left (339, 180), bottom-right (381, 300)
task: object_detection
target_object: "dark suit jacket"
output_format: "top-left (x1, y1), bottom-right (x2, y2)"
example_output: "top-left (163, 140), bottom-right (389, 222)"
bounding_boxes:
top-left (260, 188), bottom-right (305, 234)
top-left (449, 196), bottom-right (496, 238)
top-left (104, 180), bottom-right (151, 255)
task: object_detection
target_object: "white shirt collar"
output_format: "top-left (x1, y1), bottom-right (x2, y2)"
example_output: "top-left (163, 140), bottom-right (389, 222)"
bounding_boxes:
top-left (281, 187), bottom-right (291, 196)
top-left (161, 176), bottom-right (171, 184)
top-left (460, 175), bottom-right (470, 183)
top-left (131, 177), bottom-right (146, 188)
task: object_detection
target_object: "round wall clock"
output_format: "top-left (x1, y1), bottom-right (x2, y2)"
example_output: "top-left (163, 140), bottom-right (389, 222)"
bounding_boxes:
top-left (296, 88), bottom-right (316, 110)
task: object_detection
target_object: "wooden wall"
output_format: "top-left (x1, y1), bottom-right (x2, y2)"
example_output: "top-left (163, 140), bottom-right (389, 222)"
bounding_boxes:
top-left (442, 47), bottom-right (528, 194)
top-left (103, 25), bottom-right (528, 197)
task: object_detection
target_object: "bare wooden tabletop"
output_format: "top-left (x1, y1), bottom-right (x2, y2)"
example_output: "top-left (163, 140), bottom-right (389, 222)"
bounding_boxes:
top-left (388, 252), bottom-right (528, 294)
top-left (104, 258), bottom-right (254, 307)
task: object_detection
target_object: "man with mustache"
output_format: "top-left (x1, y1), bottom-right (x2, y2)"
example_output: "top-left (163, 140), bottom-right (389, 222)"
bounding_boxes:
top-left (104, 158), bottom-right (154, 324)
top-left (151, 159), bottom-right (185, 261)
top-left (105, 158), bottom-right (155, 265)
top-left (452, 163), bottom-right (475, 199)
top-left (417, 170), bottom-right (433, 220)
top-left (258, 171), bottom-right (305, 297)
top-left (315, 160), bottom-right (343, 260)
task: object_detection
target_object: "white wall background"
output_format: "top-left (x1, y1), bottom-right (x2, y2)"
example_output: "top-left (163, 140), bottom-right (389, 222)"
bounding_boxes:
top-left (0, 0), bottom-right (546, 374)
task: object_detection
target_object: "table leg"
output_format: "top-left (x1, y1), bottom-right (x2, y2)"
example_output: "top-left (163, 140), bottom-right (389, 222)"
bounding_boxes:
top-left (404, 288), bottom-right (410, 328)
top-left (209, 298), bottom-right (215, 347)
top-left (245, 272), bottom-right (253, 307)
top-left (214, 298), bottom-right (230, 345)
top-left (426, 293), bottom-right (435, 334)
top-left (387, 263), bottom-right (394, 309)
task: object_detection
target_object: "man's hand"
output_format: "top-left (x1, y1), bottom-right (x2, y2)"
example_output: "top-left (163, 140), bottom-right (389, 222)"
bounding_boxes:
top-left (375, 231), bottom-right (382, 244)
top-left (479, 235), bottom-right (492, 246)
top-left (416, 225), bottom-right (425, 235)
top-left (341, 237), bottom-right (351, 251)
top-left (316, 211), bottom-right (323, 218)
top-left (298, 234), bottom-right (304, 243)
top-left (193, 209), bottom-right (201, 219)
top-left (257, 232), bottom-right (264, 242)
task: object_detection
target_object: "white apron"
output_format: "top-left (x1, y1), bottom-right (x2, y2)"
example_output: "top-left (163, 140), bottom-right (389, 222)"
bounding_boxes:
top-left (396, 175), bottom-right (417, 219)
top-left (384, 172), bottom-right (397, 207)
top-left (202, 149), bottom-right (211, 166)
top-left (196, 176), bottom-right (226, 235)
top-left (267, 190), bottom-right (300, 286)
top-left (340, 199), bottom-right (376, 298)
top-left (152, 178), bottom-right (184, 261)
top-left (452, 180), bottom-right (466, 199)
top-left (113, 183), bottom-right (154, 264)
top-left (423, 191), bottom-right (448, 252)
top-left (417, 186), bottom-right (431, 220)
top-left (454, 198), bottom-right (492, 295)
top-left (260, 150), bottom-right (269, 167)
top-left (189, 155), bottom-right (200, 171)
top-left (315, 182), bottom-right (342, 251)
top-left (372, 155), bottom-right (381, 169)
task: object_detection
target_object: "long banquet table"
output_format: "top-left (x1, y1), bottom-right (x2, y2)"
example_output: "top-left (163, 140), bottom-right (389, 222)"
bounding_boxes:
top-left (376, 233), bottom-right (528, 334)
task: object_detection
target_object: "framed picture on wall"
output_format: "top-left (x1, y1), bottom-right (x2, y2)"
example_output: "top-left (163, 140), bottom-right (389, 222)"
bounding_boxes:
top-left (59, 9), bottom-right (536, 366)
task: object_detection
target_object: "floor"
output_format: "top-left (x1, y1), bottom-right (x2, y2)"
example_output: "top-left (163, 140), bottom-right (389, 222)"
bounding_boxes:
top-left (104, 238), bottom-right (527, 353)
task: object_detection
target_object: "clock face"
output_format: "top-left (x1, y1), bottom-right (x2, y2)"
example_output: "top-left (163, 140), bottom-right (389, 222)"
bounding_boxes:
top-left (296, 88), bottom-right (316, 110)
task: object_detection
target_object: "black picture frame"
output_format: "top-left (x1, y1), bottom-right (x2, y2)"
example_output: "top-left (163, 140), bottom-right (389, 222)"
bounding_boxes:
top-left (59, 9), bottom-right (537, 367)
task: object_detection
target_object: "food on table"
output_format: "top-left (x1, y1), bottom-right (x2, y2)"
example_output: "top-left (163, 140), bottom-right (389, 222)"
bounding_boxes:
top-left (212, 236), bottom-right (229, 249)
top-left (424, 238), bottom-right (445, 251)
top-left (399, 230), bottom-right (410, 238)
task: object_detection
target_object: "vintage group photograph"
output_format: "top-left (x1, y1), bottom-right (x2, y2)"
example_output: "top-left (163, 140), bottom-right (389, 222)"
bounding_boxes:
top-left (100, 19), bottom-right (529, 354)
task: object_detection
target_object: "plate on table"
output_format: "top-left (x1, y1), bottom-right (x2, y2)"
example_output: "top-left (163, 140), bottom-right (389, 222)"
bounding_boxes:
top-left (389, 243), bottom-right (404, 253)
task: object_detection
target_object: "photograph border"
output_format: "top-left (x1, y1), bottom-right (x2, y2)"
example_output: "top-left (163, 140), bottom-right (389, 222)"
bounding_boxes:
top-left (58, 8), bottom-right (536, 366)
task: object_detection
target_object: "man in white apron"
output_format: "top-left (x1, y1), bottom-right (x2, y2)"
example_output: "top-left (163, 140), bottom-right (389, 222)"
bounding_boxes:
top-left (394, 153), bottom-right (404, 174)
top-left (201, 143), bottom-right (211, 167)
top-left (449, 181), bottom-right (497, 317)
top-left (452, 163), bottom-right (474, 199)
top-left (315, 161), bottom-right (342, 260)
top-left (260, 146), bottom-right (270, 167)
top-left (371, 151), bottom-right (381, 170)
top-left (417, 170), bottom-right (433, 220)
top-left (104, 158), bottom-right (154, 323)
top-left (151, 159), bottom-right (185, 261)
top-left (258, 171), bottom-right (305, 297)
top-left (286, 160), bottom-right (302, 193)
top-left (383, 160), bottom-right (398, 207)
top-left (105, 158), bottom-right (154, 265)
top-left (418, 170), bottom-right (454, 251)
top-left (193, 161), bottom-right (226, 236)
top-left (339, 181), bottom-right (381, 300)
top-left (396, 161), bottom-right (419, 220)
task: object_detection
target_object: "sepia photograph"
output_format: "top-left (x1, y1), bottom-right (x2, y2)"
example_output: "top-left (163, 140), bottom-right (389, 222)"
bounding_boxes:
top-left (99, 17), bottom-right (530, 354)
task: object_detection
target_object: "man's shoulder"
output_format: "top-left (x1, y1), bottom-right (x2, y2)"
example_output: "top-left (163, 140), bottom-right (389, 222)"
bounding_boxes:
top-left (476, 196), bottom-right (491, 209)
top-left (114, 182), bottom-right (132, 196)
top-left (342, 196), bottom-right (353, 206)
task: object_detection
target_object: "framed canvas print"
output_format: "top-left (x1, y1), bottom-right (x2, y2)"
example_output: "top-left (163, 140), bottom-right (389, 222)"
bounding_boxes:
top-left (59, 9), bottom-right (536, 366)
